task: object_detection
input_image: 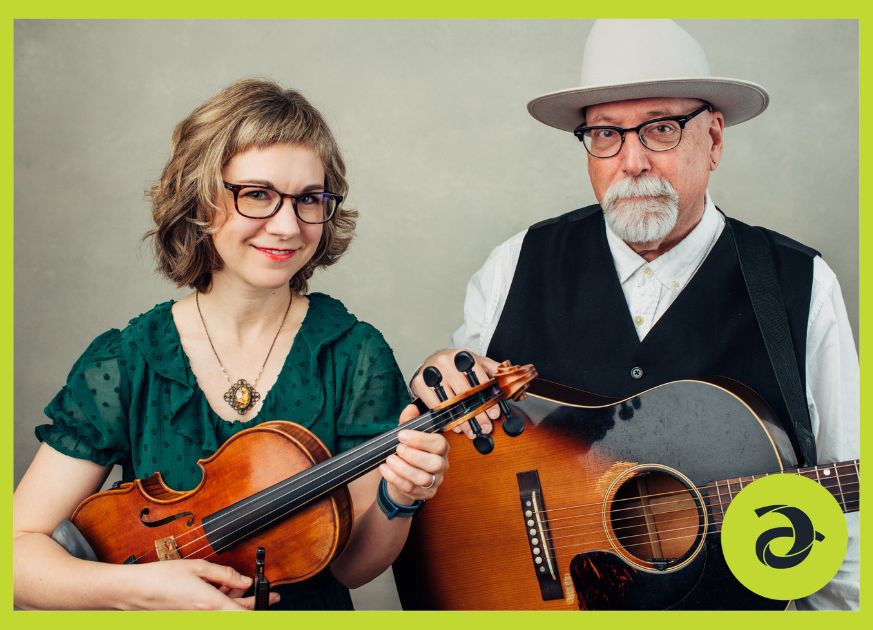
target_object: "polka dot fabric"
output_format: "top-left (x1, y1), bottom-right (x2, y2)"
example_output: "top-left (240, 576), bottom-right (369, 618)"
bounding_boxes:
top-left (36, 293), bottom-right (409, 609)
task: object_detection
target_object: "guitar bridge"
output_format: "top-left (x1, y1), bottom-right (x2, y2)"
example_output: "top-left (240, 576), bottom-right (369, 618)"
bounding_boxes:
top-left (516, 470), bottom-right (563, 601)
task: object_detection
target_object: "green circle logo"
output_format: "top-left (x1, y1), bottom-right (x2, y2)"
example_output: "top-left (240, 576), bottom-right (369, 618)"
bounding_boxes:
top-left (721, 473), bottom-right (847, 600)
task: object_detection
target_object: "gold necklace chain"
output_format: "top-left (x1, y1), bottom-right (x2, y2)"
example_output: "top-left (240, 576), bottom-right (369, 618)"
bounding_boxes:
top-left (195, 291), bottom-right (293, 415)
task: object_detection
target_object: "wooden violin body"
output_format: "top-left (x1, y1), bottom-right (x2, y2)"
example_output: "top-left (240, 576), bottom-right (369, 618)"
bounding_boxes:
top-left (71, 421), bottom-right (350, 585)
top-left (66, 362), bottom-right (537, 586)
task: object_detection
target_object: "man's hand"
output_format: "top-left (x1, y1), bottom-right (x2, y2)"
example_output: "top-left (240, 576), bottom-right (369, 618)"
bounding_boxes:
top-left (410, 349), bottom-right (501, 439)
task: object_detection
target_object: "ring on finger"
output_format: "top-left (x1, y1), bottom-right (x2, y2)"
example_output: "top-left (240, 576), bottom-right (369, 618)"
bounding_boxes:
top-left (421, 473), bottom-right (437, 490)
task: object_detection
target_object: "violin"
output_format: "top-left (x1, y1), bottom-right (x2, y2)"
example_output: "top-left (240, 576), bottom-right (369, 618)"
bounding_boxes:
top-left (60, 361), bottom-right (536, 587)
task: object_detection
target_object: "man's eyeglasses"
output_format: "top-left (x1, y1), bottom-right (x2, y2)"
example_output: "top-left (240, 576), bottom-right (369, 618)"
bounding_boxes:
top-left (573, 104), bottom-right (712, 158)
top-left (223, 182), bottom-right (342, 224)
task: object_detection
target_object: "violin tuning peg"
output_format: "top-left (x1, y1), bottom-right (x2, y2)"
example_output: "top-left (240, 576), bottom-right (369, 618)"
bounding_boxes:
top-left (499, 400), bottom-right (525, 437)
top-left (466, 417), bottom-right (493, 455)
top-left (454, 350), bottom-right (476, 373)
top-left (422, 365), bottom-right (442, 388)
top-left (422, 366), bottom-right (448, 402)
top-left (454, 351), bottom-right (480, 386)
top-left (472, 431), bottom-right (494, 455)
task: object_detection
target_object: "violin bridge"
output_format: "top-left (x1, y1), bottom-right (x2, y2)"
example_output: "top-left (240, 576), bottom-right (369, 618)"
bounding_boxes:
top-left (154, 536), bottom-right (182, 561)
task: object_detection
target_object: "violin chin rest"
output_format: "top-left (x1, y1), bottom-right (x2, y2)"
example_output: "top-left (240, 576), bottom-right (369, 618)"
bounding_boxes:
top-left (51, 519), bottom-right (98, 561)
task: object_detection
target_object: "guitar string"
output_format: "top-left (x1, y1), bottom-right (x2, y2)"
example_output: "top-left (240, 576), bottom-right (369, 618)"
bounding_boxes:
top-left (547, 502), bottom-right (860, 556)
top-left (507, 470), bottom-right (858, 560)
top-left (527, 478), bottom-right (860, 542)
top-left (544, 494), bottom-right (860, 542)
top-left (533, 475), bottom-right (859, 558)
top-left (539, 475), bottom-right (860, 522)
top-left (543, 482), bottom-right (860, 530)
top-left (127, 385), bottom-right (504, 563)
top-left (516, 487), bottom-right (859, 551)
top-left (530, 462), bottom-right (859, 518)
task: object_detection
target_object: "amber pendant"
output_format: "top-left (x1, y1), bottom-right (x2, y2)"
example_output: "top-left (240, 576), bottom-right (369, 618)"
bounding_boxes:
top-left (223, 379), bottom-right (261, 414)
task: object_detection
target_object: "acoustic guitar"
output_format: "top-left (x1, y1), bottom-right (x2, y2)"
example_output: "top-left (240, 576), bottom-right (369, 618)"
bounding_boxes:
top-left (394, 377), bottom-right (859, 610)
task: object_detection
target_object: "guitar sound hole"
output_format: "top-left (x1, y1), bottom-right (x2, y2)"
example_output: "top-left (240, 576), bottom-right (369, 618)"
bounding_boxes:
top-left (610, 471), bottom-right (701, 567)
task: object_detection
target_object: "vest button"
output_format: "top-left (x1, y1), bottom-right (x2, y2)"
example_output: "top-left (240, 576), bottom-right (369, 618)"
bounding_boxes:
top-left (630, 366), bottom-right (644, 379)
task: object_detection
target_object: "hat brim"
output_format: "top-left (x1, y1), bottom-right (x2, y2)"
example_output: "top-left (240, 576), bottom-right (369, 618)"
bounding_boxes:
top-left (527, 77), bottom-right (769, 131)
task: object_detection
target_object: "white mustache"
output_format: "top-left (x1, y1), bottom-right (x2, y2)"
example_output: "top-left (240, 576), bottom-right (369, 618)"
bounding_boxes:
top-left (602, 176), bottom-right (679, 206)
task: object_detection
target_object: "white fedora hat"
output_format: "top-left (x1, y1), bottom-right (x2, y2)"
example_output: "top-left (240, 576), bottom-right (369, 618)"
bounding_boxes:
top-left (527, 19), bottom-right (769, 132)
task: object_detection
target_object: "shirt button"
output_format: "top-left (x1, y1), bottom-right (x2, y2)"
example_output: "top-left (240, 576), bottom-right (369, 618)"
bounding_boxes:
top-left (631, 366), bottom-right (644, 379)
top-left (643, 267), bottom-right (653, 278)
top-left (633, 315), bottom-right (644, 326)
top-left (671, 280), bottom-right (680, 289)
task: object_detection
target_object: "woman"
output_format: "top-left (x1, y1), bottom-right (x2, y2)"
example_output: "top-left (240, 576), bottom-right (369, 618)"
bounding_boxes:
top-left (13, 79), bottom-right (448, 610)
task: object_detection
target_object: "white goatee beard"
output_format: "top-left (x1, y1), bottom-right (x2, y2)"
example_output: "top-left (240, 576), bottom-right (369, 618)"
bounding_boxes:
top-left (601, 176), bottom-right (680, 244)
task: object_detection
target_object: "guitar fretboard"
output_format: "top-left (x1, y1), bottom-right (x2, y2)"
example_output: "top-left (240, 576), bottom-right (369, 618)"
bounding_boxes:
top-left (705, 459), bottom-right (859, 531)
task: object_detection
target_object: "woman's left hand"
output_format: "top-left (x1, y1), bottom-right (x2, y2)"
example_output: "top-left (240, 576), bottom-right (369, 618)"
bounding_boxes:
top-left (378, 404), bottom-right (449, 504)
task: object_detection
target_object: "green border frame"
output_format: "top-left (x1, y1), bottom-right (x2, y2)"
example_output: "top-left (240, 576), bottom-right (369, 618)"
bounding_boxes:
top-left (3, 2), bottom-right (866, 629)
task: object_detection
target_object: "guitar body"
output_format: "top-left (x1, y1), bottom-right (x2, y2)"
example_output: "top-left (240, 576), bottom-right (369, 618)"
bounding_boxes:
top-left (71, 421), bottom-right (352, 585)
top-left (395, 378), bottom-right (797, 610)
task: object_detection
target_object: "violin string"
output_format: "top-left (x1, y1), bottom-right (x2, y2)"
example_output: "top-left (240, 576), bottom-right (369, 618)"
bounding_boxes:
top-left (129, 415), bottom-right (432, 563)
top-left (180, 388), bottom-right (499, 544)
top-left (127, 386), bottom-right (500, 563)
top-left (191, 402), bottom-right (503, 561)
top-left (134, 412), bottom-right (438, 563)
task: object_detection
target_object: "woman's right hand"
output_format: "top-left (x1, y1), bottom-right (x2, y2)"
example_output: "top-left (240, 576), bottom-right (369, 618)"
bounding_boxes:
top-left (120, 559), bottom-right (280, 610)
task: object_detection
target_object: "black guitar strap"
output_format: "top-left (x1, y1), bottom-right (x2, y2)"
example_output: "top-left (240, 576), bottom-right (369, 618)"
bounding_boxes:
top-left (725, 218), bottom-right (817, 466)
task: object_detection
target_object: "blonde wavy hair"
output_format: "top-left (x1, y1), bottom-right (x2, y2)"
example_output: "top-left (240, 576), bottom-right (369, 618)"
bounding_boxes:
top-left (146, 78), bottom-right (356, 293)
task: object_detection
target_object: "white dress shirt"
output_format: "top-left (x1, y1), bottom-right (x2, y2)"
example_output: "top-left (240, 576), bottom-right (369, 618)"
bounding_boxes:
top-left (452, 196), bottom-right (859, 610)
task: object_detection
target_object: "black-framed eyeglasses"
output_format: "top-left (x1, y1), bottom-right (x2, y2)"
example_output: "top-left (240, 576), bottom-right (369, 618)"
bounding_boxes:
top-left (573, 104), bottom-right (712, 158)
top-left (223, 182), bottom-right (342, 224)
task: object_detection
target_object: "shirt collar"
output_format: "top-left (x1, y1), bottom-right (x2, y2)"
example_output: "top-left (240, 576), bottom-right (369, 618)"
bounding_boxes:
top-left (604, 192), bottom-right (724, 285)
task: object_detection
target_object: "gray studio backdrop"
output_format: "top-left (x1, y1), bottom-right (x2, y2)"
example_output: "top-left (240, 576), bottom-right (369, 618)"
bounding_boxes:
top-left (14, 20), bottom-right (859, 609)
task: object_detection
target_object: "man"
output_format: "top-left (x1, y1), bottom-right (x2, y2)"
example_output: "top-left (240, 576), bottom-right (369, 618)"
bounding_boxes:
top-left (411, 19), bottom-right (858, 610)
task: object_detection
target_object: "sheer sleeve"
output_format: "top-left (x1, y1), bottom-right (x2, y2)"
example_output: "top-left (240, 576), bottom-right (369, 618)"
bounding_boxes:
top-left (334, 323), bottom-right (409, 453)
top-left (36, 329), bottom-right (131, 467)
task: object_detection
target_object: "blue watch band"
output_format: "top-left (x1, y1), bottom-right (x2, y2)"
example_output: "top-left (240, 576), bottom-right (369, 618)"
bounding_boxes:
top-left (376, 478), bottom-right (425, 519)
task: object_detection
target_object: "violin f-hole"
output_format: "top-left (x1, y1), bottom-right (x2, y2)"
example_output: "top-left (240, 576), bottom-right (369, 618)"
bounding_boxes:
top-left (139, 507), bottom-right (196, 528)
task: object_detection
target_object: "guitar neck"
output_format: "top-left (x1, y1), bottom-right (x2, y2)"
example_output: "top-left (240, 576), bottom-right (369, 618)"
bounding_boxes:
top-left (707, 460), bottom-right (859, 529)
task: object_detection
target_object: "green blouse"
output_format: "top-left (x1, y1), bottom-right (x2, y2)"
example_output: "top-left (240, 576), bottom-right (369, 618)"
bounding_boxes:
top-left (37, 292), bottom-right (409, 610)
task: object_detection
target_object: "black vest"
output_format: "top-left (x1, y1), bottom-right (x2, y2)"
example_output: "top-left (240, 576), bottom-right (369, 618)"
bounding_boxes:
top-left (487, 205), bottom-right (818, 462)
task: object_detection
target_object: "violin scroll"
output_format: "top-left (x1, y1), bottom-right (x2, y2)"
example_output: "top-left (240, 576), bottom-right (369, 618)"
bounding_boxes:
top-left (494, 361), bottom-right (537, 402)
